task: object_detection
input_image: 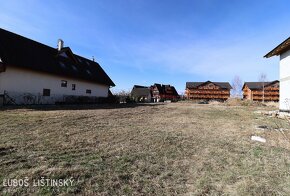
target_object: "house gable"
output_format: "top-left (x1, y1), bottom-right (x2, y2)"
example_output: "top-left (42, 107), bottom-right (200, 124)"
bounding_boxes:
top-left (197, 81), bottom-right (221, 90)
top-left (57, 47), bottom-right (78, 64)
top-left (242, 84), bottom-right (251, 91)
top-left (186, 81), bottom-right (232, 90)
top-left (264, 80), bottom-right (279, 89)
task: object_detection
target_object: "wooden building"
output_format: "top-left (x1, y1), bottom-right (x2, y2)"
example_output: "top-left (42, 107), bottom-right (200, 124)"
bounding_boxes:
top-left (242, 81), bottom-right (279, 102)
top-left (150, 83), bottom-right (179, 102)
top-left (185, 81), bottom-right (232, 101)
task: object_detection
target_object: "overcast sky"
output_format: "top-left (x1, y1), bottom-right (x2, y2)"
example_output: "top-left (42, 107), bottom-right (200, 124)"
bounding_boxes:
top-left (1, 0), bottom-right (290, 93)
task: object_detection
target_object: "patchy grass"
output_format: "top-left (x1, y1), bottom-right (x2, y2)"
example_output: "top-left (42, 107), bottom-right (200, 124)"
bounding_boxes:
top-left (0, 103), bottom-right (290, 195)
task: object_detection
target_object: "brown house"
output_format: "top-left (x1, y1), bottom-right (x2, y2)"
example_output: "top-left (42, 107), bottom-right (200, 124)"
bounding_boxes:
top-left (185, 81), bottom-right (232, 101)
top-left (150, 83), bottom-right (179, 102)
top-left (242, 80), bottom-right (279, 102)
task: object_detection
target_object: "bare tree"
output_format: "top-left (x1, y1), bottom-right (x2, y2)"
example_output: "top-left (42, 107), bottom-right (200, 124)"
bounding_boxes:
top-left (113, 89), bottom-right (131, 103)
top-left (115, 89), bottom-right (131, 97)
top-left (258, 73), bottom-right (268, 103)
top-left (231, 75), bottom-right (243, 98)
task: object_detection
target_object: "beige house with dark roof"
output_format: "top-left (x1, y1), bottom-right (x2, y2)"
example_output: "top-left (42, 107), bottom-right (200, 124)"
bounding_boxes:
top-left (0, 28), bottom-right (115, 105)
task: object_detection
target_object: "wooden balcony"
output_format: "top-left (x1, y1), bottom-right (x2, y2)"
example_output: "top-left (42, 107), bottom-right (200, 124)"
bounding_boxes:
top-left (187, 91), bottom-right (230, 95)
top-left (252, 91), bottom-right (279, 96)
top-left (187, 95), bottom-right (230, 99)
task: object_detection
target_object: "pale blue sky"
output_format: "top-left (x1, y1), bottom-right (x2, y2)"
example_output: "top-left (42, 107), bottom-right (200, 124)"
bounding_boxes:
top-left (1, 0), bottom-right (289, 93)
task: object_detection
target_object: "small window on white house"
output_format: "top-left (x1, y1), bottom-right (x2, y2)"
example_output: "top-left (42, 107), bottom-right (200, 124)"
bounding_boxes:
top-left (86, 89), bottom-right (91, 94)
top-left (72, 84), bottom-right (76, 90)
top-left (43, 89), bottom-right (50, 96)
top-left (61, 80), bottom-right (67, 87)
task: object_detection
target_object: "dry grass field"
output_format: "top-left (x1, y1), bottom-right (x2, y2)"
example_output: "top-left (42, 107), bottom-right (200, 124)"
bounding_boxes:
top-left (1, 102), bottom-right (290, 195)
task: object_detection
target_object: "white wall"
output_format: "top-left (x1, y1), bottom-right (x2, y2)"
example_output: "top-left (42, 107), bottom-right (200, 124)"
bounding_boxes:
top-left (280, 49), bottom-right (290, 111)
top-left (0, 66), bottom-right (109, 104)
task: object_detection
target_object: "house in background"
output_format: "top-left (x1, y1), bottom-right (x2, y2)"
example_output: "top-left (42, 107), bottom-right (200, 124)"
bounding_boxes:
top-left (150, 83), bottom-right (179, 102)
top-left (264, 37), bottom-right (290, 111)
top-left (0, 28), bottom-right (115, 105)
top-left (242, 81), bottom-right (279, 102)
top-left (131, 85), bottom-right (152, 102)
top-left (130, 83), bottom-right (179, 103)
top-left (185, 81), bottom-right (232, 101)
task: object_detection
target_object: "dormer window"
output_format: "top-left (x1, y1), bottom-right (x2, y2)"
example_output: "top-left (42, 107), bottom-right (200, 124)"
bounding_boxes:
top-left (72, 65), bottom-right (77, 71)
top-left (59, 62), bottom-right (66, 68)
top-left (86, 70), bottom-right (91, 75)
top-left (57, 46), bottom-right (78, 64)
top-left (59, 52), bottom-right (68, 58)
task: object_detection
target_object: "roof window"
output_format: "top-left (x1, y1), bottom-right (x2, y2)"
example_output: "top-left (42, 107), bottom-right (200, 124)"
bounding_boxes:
top-left (72, 65), bottom-right (77, 71)
top-left (86, 70), bottom-right (91, 75)
top-left (59, 52), bottom-right (68, 58)
top-left (59, 62), bottom-right (66, 68)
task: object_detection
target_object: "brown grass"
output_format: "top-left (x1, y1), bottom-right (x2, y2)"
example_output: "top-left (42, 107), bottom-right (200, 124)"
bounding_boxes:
top-left (0, 102), bottom-right (290, 195)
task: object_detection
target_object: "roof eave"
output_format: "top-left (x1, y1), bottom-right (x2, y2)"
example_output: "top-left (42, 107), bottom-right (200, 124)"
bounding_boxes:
top-left (264, 37), bottom-right (290, 58)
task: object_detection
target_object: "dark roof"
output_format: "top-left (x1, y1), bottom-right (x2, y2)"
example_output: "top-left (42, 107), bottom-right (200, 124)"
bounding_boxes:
top-left (0, 28), bottom-right (115, 86)
top-left (152, 83), bottom-right (179, 96)
top-left (170, 86), bottom-right (179, 96)
top-left (186, 82), bottom-right (204, 89)
top-left (131, 85), bottom-right (151, 97)
top-left (264, 37), bottom-right (290, 58)
top-left (243, 80), bottom-right (279, 90)
top-left (186, 81), bottom-right (232, 89)
top-left (154, 83), bottom-right (163, 93)
top-left (133, 85), bottom-right (148, 89)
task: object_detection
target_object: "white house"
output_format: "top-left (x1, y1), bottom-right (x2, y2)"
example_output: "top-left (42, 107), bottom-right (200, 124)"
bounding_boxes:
top-left (0, 28), bottom-right (115, 105)
top-left (265, 37), bottom-right (290, 112)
